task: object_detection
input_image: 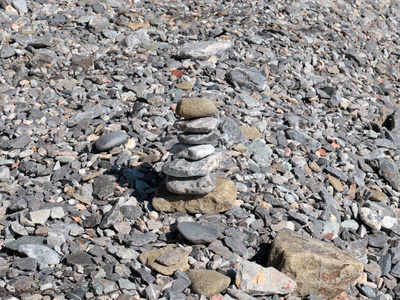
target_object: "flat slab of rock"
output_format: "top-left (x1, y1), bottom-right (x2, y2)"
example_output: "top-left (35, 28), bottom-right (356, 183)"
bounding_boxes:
top-left (166, 174), bottom-right (215, 195)
top-left (162, 153), bottom-right (223, 177)
top-left (18, 244), bottom-right (60, 265)
top-left (268, 230), bottom-right (364, 299)
top-left (227, 67), bottom-right (268, 91)
top-left (177, 131), bottom-right (220, 145)
top-left (174, 117), bottom-right (220, 133)
top-left (95, 132), bottom-right (127, 151)
top-left (174, 144), bottom-right (215, 161)
top-left (138, 247), bottom-right (189, 276)
top-left (178, 41), bottom-right (232, 60)
top-left (236, 259), bottom-right (296, 296)
top-left (152, 177), bottom-right (237, 214)
top-left (176, 98), bottom-right (217, 119)
top-left (379, 160), bottom-right (400, 192)
top-left (177, 222), bottom-right (219, 244)
top-left (188, 269), bottom-right (231, 297)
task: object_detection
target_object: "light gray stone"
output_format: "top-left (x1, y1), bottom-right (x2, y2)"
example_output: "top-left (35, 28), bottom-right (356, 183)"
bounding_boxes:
top-left (120, 28), bottom-right (150, 50)
top-left (236, 259), bottom-right (296, 296)
top-left (166, 174), bottom-right (215, 195)
top-left (178, 41), bottom-right (232, 60)
top-left (174, 117), bottom-right (220, 133)
top-left (18, 244), bottom-right (60, 265)
top-left (175, 144), bottom-right (215, 160)
top-left (162, 153), bottom-right (223, 177)
top-left (29, 209), bottom-right (51, 225)
top-left (10, 221), bottom-right (28, 236)
top-left (0, 166), bottom-right (10, 181)
top-left (360, 207), bottom-right (381, 230)
top-left (247, 140), bottom-right (272, 168)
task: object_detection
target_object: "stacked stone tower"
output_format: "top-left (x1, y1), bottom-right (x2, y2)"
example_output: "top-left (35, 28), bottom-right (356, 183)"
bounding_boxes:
top-left (152, 97), bottom-right (237, 214)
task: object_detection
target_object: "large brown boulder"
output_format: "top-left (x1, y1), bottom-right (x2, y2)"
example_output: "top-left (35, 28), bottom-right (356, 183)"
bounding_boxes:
top-left (268, 230), bottom-right (363, 299)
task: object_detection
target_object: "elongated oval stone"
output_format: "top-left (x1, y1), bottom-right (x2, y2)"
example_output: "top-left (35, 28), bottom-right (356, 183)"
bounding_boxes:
top-left (95, 132), bottom-right (128, 151)
top-left (176, 98), bottom-right (217, 119)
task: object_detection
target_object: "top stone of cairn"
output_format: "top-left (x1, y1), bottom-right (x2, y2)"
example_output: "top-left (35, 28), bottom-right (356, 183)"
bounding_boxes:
top-left (176, 98), bottom-right (217, 119)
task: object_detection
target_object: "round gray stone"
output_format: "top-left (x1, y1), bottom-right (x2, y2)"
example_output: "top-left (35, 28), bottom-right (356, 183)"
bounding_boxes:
top-left (177, 222), bottom-right (219, 244)
top-left (95, 132), bottom-right (128, 151)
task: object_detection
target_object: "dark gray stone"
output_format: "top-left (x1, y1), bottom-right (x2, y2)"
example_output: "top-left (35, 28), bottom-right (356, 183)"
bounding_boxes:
top-left (13, 257), bottom-right (37, 271)
top-left (66, 252), bottom-right (94, 266)
top-left (177, 222), bottom-right (219, 244)
top-left (99, 205), bottom-right (123, 229)
top-left (379, 160), bottom-right (400, 191)
top-left (125, 232), bottom-right (157, 247)
top-left (95, 132), bottom-right (128, 151)
top-left (227, 67), bottom-right (268, 91)
top-left (93, 175), bottom-right (115, 200)
top-left (5, 236), bottom-right (46, 251)
top-left (325, 166), bottom-right (348, 182)
top-left (286, 129), bottom-right (322, 152)
top-left (224, 236), bottom-right (248, 257)
top-left (10, 134), bottom-right (31, 149)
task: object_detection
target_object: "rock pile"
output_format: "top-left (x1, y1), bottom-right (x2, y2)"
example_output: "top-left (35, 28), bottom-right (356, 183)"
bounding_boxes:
top-left (152, 97), bottom-right (237, 213)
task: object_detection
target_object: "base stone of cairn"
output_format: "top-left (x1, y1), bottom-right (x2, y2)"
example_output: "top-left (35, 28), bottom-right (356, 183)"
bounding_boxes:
top-left (153, 97), bottom-right (237, 213)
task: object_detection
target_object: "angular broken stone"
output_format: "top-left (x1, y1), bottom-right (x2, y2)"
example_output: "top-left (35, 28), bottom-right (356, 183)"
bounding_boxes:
top-left (268, 230), bottom-right (363, 299)
top-left (236, 259), bottom-right (296, 296)
top-left (156, 249), bottom-right (182, 266)
top-left (379, 160), bottom-right (400, 192)
top-left (18, 244), bottom-right (60, 265)
top-left (227, 67), bottom-right (268, 91)
top-left (162, 153), bottom-right (223, 177)
top-left (139, 247), bottom-right (189, 276)
top-left (166, 174), bottom-right (215, 195)
top-left (178, 41), bottom-right (232, 60)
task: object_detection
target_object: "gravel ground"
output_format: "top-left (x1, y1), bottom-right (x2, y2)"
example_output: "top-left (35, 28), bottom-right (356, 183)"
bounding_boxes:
top-left (1, 0), bottom-right (400, 299)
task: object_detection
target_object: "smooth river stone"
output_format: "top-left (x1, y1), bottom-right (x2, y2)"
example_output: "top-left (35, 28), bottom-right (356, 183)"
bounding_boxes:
top-left (152, 177), bottom-right (237, 214)
top-left (162, 153), bottom-right (223, 177)
top-left (174, 117), bottom-right (220, 133)
top-left (175, 144), bottom-right (215, 160)
top-left (95, 132), bottom-right (128, 151)
top-left (177, 222), bottom-right (219, 244)
top-left (176, 98), bottom-right (217, 119)
top-left (166, 174), bottom-right (215, 195)
top-left (177, 130), bottom-right (219, 145)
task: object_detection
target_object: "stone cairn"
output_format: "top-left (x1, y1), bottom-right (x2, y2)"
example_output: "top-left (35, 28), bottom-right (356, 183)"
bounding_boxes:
top-left (152, 97), bottom-right (237, 214)
top-left (164, 97), bottom-right (221, 195)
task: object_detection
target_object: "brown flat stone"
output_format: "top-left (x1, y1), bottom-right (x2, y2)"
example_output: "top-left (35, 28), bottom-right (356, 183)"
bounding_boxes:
top-left (138, 247), bottom-right (189, 276)
top-left (152, 177), bottom-right (237, 214)
top-left (239, 126), bottom-right (263, 140)
top-left (268, 230), bottom-right (364, 299)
